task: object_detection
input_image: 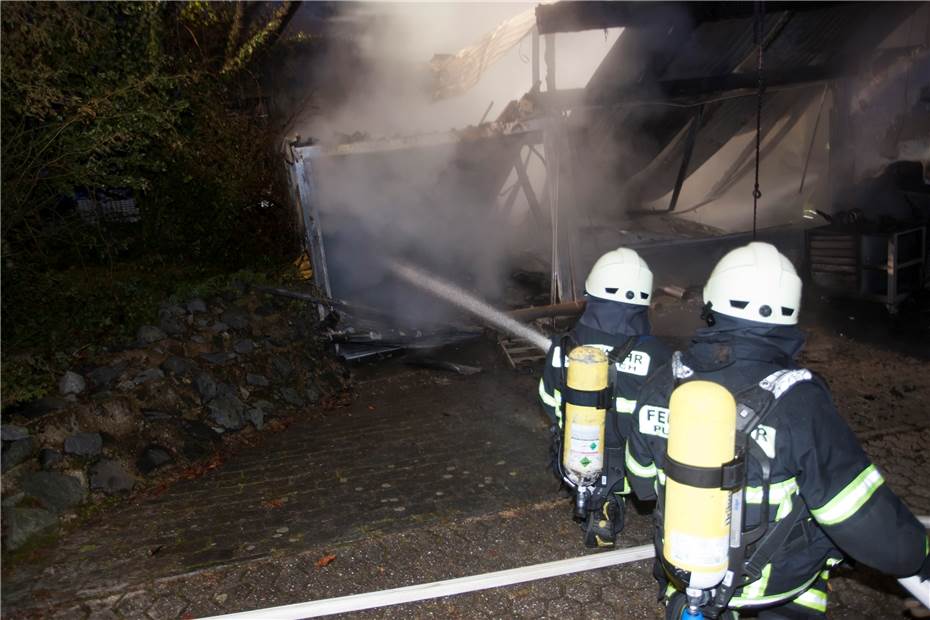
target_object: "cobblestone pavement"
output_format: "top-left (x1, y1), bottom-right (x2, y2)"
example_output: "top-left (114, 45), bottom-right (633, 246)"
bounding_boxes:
top-left (3, 329), bottom-right (928, 619)
top-left (3, 503), bottom-right (914, 620)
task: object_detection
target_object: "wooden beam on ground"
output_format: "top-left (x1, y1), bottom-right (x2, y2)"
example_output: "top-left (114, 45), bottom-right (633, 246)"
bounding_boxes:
top-left (507, 300), bottom-right (586, 322)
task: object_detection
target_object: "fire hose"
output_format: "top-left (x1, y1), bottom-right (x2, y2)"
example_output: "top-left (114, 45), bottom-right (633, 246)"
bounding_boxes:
top-left (205, 516), bottom-right (930, 619)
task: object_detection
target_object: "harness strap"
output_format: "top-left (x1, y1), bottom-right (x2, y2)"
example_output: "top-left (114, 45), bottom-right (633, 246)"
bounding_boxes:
top-left (664, 454), bottom-right (746, 491)
top-left (558, 334), bottom-right (638, 417)
top-left (606, 335), bottom-right (640, 373)
top-left (562, 385), bottom-right (612, 409)
top-left (707, 497), bottom-right (806, 617)
top-left (657, 357), bottom-right (816, 616)
top-left (744, 495), bottom-right (805, 580)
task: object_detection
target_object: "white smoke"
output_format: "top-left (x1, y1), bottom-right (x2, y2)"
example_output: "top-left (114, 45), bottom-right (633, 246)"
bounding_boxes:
top-left (294, 3), bottom-right (621, 323)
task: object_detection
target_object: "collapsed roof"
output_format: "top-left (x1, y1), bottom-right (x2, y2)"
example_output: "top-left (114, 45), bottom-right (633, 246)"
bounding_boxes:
top-left (533, 1), bottom-right (924, 207)
top-left (283, 1), bottom-right (928, 349)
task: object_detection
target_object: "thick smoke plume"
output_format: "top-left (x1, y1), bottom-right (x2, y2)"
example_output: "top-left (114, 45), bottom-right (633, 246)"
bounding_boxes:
top-left (296, 4), bottom-right (619, 326)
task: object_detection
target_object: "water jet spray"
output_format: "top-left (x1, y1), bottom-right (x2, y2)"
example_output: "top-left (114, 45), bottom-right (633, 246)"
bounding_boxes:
top-left (389, 260), bottom-right (551, 352)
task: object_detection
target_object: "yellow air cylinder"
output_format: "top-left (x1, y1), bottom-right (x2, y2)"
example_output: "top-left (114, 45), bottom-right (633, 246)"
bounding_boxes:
top-left (561, 346), bottom-right (609, 487)
top-left (663, 380), bottom-right (737, 590)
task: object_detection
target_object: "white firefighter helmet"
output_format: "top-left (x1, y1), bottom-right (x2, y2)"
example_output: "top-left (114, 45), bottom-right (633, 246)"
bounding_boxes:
top-left (585, 247), bottom-right (653, 306)
top-left (703, 242), bottom-right (802, 325)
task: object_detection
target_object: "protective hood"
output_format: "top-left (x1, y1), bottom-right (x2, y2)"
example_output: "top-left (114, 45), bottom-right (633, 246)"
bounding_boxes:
top-left (688, 313), bottom-right (806, 369)
top-left (578, 294), bottom-right (651, 336)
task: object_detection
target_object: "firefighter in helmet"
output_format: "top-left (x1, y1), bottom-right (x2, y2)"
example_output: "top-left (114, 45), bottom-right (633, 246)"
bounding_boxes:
top-left (625, 242), bottom-right (929, 618)
top-left (539, 247), bottom-right (672, 547)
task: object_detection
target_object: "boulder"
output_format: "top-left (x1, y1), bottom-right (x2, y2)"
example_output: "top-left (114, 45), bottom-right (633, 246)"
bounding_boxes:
top-left (2, 493), bottom-right (24, 508)
top-left (39, 449), bottom-right (63, 470)
top-left (246, 409), bottom-right (265, 431)
top-left (4, 507), bottom-right (57, 551)
top-left (2, 438), bottom-right (33, 471)
top-left (216, 383), bottom-right (239, 400)
top-left (159, 303), bottom-right (186, 317)
top-left (187, 298), bottom-right (208, 314)
top-left (271, 356), bottom-right (293, 380)
top-left (137, 325), bottom-right (167, 344)
top-left (194, 373), bottom-right (217, 404)
top-left (58, 371), bottom-right (86, 396)
top-left (161, 356), bottom-right (196, 377)
top-left (95, 400), bottom-right (137, 438)
top-left (133, 368), bottom-right (165, 386)
top-left (88, 363), bottom-right (127, 390)
top-left (20, 471), bottom-right (85, 513)
top-left (253, 400), bottom-right (275, 413)
top-left (89, 460), bottom-right (135, 494)
top-left (159, 314), bottom-right (185, 337)
top-left (201, 352), bottom-right (237, 366)
top-left (277, 388), bottom-right (304, 408)
top-left (63, 432), bottom-right (102, 457)
top-left (210, 322), bottom-right (230, 333)
top-left (246, 373), bottom-right (269, 387)
top-left (137, 445), bottom-right (173, 474)
top-left (1, 425), bottom-right (29, 441)
top-left (221, 308), bottom-right (250, 330)
top-left (233, 339), bottom-right (255, 355)
top-left (206, 395), bottom-right (247, 430)
top-left (305, 384), bottom-right (322, 405)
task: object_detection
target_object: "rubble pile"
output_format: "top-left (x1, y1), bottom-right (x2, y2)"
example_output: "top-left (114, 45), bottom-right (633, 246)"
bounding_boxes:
top-left (1, 287), bottom-right (349, 552)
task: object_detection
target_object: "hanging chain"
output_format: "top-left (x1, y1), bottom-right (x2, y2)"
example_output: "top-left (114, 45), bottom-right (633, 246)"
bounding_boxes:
top-left (752, 1), bottom-right (765, 240)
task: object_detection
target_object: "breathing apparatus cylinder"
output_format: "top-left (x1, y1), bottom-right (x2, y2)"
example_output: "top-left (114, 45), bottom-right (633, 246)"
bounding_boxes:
top-left (561, 346), bottom-right (610, 516)
top-left (663, 380), bottom-right (737, 591)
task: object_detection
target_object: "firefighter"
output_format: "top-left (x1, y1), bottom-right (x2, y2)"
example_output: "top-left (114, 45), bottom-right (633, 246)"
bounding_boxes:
top-left (539, 247), bottom-right (672, 547)
top-left (625, 241), bottom-right (929, 618)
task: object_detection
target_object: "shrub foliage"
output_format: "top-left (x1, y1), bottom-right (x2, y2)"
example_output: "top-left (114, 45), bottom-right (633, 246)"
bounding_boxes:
top-left (2, 1), bottom-right (305, 358)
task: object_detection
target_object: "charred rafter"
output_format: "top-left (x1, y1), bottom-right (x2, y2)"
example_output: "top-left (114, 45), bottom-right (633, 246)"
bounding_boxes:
top-left (536, 1), bottom-right (868, 35)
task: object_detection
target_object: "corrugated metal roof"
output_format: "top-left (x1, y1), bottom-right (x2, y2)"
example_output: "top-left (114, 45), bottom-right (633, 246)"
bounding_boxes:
top-left (575, 2), bottom-right (919, 202)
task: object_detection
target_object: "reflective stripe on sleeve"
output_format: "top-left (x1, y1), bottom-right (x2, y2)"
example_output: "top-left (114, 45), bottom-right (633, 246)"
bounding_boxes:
top-left (745, 478), bottom-right (799, 521)
top-left (745, 478), bottom-right (798, 504)
top-left (730, 571), bottom-right (820, 608)
top-left (810, 464), bottom-right (884, 526)
top-left (792, 588), bottom-right (828, 613)
top-left (538, 378), bottom-right (557, 407)
top-left (625, 444), bottom-right (656, 478)
top-left (615, 397), bottom-right (637, 414)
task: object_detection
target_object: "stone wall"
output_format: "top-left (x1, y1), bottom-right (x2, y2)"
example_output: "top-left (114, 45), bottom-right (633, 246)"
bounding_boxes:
top-left (1, 286), bottom-right (348, 552)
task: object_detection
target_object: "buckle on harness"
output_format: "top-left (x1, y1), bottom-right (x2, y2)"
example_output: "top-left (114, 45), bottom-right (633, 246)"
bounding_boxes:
top-left (719, 456), bottom-right (745, 491)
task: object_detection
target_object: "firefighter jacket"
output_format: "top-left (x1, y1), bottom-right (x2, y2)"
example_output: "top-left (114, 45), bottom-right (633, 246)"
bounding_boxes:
top-left (625, 315), bottom-right (929, 614)
top-left (538, 296), bottom-right (672, 442)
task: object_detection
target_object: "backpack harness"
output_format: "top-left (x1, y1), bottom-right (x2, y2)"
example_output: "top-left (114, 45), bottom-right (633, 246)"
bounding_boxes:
top-left (657, 352), bottom-right (814, 618)
top-left (555, 333), bottom-right (638, 519)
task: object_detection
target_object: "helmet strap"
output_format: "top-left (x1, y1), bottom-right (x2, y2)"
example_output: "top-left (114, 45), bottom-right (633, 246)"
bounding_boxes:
top-left (700, 302), bottom-right (716, 327)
